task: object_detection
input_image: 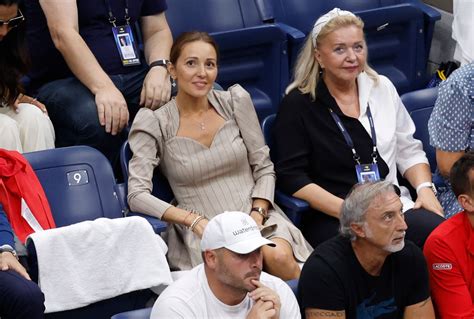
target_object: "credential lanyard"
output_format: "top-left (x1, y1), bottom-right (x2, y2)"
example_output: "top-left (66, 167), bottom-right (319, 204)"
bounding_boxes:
top-left (328, 105), bottom-right (378, 165)
top-left (104, 0), bottom-right (130, 27)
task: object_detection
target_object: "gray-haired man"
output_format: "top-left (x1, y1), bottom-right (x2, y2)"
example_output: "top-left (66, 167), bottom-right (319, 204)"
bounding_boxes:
top-left (299, 181), bottom-right (435, 319)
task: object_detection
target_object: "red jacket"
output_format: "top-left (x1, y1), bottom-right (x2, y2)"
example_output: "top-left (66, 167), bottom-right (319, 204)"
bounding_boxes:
top-left (0, 149), bottom-right (56, 243)
top-left (424, 211), bottom-right (474, 318)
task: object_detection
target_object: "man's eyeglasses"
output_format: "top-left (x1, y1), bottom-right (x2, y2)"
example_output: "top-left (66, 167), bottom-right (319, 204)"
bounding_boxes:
top-left (0, 9), bottom-right (25, 30)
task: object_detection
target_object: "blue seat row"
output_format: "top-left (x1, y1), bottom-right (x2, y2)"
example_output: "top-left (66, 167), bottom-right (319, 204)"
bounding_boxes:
top-left (163, 0), bottom-right (440, 123)
top-left (266, 86), bottom-right (440, 226)
top-left (256, 0), bottom-right (440, 93)
top-left (165, 0), bottom-right (290, 122)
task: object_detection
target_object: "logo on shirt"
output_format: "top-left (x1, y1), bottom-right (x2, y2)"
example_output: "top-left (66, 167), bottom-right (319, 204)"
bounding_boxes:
top-left (432, 263), bottom-right (452, 270)
top-left (356, 294), bottom-right (397, 318)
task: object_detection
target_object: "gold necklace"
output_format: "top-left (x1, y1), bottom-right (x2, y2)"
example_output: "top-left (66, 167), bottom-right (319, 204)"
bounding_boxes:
top-left (177, 100), bottom-right (210, 131)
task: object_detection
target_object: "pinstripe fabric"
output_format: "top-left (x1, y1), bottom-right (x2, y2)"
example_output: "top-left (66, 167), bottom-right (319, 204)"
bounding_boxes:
top-left (128, 85), bottom-right (313, 270)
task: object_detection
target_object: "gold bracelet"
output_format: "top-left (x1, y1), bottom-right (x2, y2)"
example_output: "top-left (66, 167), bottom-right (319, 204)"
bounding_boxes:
top-left (190, 215), bottom-right (205, 232)
top-left (183, 210), bottom-right (194, 226)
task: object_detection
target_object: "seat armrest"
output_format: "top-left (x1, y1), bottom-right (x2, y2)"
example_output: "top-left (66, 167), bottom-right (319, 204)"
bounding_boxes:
top-left (285, 278), bottom-right (299, 295)
top-left (26, 239), bottom-right (39, 283)
top-left (275, 190), bottom-right (309, 210)
top-left (274, 22), bottom-right (305, 43)
top-left (115, 183), bottom-right (168, 234)
top-left (114, 183), bottom-right (129, 215)
top-left (111, 307), bottom-right (153, 319)
top-left (410, 1), bottom-right (441, 22)
top-left (356, 4), bottom-right (424, 27)
top-left (271, 22), bottom-right (305, 74)
top-left (127, 213), bottom-right (168, 234)
top-left (274, 190), bottom-right (309, 227)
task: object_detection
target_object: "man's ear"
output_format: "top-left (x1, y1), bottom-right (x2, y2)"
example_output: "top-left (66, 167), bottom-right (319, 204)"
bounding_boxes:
top-left (203, 250), bottom-right (218, 270)
top-left (458, 194), bottom-right (474, 212)
top-left (351, 222), bottom-right (366, 238)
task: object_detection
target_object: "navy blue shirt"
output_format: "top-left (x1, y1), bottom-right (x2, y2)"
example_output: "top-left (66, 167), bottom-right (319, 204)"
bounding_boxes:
top-left (25, 0), bottom-right (167, 92)
top-left (0, 204), bottom-right (14, 247)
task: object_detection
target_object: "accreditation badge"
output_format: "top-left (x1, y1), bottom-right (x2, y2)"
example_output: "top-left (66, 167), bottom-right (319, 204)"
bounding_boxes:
top-left (355, 163), bottom-right (381, 183)
top-left (112, 24), bottom-right (141, 67)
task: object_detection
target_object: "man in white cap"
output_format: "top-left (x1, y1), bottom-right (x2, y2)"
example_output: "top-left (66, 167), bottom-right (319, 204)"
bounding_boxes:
top-left (151, 211), bottom-right (301, 319)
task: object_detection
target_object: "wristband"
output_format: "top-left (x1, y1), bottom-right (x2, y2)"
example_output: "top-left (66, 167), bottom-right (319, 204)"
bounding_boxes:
top-left (416, 182), bottom-right (437, 196)
top-left (0, 244), bottom-right (18, 260)
top-left (149, 59), bottom-right (169, 69)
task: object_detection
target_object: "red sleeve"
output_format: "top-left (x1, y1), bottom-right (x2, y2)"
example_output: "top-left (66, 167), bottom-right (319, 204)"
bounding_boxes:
top-left (424, 235), bottom-right (474, 318)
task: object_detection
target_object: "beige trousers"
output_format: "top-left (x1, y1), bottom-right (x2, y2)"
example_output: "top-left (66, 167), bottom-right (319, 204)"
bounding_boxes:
top-left (0, 103), bottom-right (55, 153)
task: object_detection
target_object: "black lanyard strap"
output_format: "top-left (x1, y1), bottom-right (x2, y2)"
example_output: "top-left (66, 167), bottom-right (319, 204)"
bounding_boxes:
top-left (104, 0), bottom-right (130, 27)
top-left (328, 104), bottom-right (378, 165)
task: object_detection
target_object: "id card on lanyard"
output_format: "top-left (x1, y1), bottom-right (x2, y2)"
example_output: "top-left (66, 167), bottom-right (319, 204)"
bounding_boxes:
top-left (105, 0), bottom-right (141, 67)
top-left (329, 106), bottom-right (381, 183)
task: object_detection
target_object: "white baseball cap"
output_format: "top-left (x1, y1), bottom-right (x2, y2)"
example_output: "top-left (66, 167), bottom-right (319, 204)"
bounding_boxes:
top-left (201, 211), bottom-right (275, 254)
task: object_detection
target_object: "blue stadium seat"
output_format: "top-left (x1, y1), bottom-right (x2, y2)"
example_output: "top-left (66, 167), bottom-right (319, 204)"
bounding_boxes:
top-left (400, 87), bottom-right (439, 172)
top-left (23, 146), bottom-right (124, 226)
top-left (120, 141), bottom-right (171, 231)
top-left (165, 0), bottom-right (290, 121)
top-left (255, 0), bottom-right (441, 93)
top-left (22, 146), bottom-right (154, 319)
top-left (111, 307), bottom-right (152, 319)
top-left (286, 278), bottom-right (299, 295)
top-left (261, 114), bottom-right (309, 226)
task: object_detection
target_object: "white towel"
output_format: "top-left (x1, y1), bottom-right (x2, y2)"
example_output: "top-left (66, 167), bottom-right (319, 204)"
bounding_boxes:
top-left (28, 216), bottom-right (173, 313)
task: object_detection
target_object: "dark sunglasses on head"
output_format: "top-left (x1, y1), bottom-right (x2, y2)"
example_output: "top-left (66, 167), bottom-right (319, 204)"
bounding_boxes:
top-left (0, 9), bottom-right (25, 29)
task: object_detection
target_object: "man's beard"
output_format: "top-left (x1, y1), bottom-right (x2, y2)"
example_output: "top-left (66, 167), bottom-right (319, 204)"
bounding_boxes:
top-left (364, 223), bottom-right (406, 253)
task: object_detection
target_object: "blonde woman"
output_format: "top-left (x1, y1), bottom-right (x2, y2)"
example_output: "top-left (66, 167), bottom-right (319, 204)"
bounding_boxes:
top-left (274, 8), bottom-right (444, 249)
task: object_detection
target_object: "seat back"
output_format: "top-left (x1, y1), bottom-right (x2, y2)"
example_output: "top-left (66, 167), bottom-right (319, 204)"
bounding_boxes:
top-left (111, 307), bottom-right (152, 319)
top-left (165, 0), bottom-right (289, 121)
top-left (120, 141), bottom-right (174, 204)
top-left (23, 146), bottom-right (123, 227)
top-left (266, 0), bottom-right (438, 93)
top-left (261, 113), bottom-right (277, 158)
top-left (400, 87), bottom-right (438, 172)
top-left (261, 114), bottom-right (309, 225)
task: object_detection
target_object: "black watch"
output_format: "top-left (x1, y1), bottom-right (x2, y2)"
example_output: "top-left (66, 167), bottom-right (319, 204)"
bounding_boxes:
top-left (149, 59), bottom-right (170, 69)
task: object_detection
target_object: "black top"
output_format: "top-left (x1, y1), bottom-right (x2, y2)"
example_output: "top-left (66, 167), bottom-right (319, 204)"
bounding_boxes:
top-left (274, 80), bottom-right (389, 199)
top-left (299, 236), bottom-right (430, 318)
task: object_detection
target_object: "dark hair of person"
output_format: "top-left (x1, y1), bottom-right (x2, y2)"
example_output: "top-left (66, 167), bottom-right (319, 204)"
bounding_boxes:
top-left (0, 0), bottom-right (29, 106)
top-left (169, 31), bottom-right (220, 65)
top-left (450, 151), bottom-right (474, 197)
